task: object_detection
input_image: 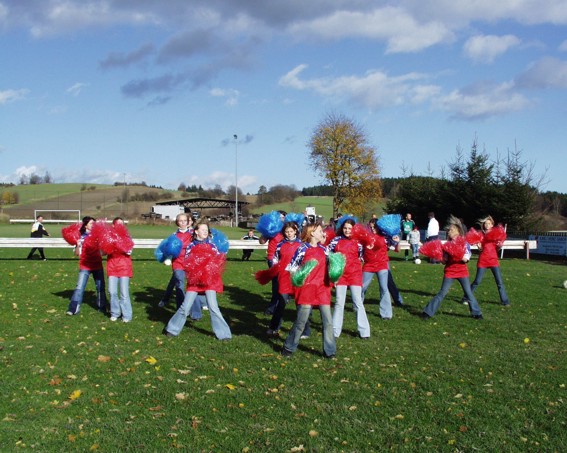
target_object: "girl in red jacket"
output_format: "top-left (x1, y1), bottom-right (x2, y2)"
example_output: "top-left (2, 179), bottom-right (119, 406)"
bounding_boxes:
top-left (266, 221), bottom-right (304, 336)
top-left (66, 216), bottom-right (107, 315)
top-left (164, 220), bottom-right (231, 340)
top-left (107, 217), bottom-right (134, 322)
top-left (327, 218), bottom-right (370, 339)
top-left (464, 215), bottom-right (510, 306)
top-left (421, 216), bottom-right (483, 319)
top-left (282, 222), bottom-right (336, 358)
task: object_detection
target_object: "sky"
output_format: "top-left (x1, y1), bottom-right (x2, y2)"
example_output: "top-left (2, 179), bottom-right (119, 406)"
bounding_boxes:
top-left (1, 0), bottom-right (567, 195)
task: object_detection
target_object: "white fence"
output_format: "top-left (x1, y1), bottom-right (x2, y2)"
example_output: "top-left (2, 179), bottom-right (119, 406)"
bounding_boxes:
top-left (0, 238), bottom-right (537, 258)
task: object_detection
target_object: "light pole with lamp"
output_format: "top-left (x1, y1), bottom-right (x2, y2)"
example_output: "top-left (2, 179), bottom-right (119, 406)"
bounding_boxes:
top-left (233, 134), bottom-right (238, 227)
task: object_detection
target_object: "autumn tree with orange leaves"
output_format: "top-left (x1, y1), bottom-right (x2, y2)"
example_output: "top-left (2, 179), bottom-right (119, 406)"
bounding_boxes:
top-left (308, 113), bottom-right (382, 219)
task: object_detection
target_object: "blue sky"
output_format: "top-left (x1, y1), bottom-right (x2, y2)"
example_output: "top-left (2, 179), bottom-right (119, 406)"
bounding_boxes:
top-left (2, 0), bottom-right (567, 194)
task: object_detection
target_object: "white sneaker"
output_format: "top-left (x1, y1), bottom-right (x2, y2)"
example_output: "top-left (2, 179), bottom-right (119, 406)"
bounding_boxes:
top-left (300, 335), bottom-right (310, 340)
top-left (110, 316), bottom-right (118, 322)
top-left (122, 319), bottom-right (130, 323)
top-left (66, 311), bottom-right (74, 316)
top-left (266, 329), bottom-right (279, 336)
top-left (158, 300), bottom-right (166, 308)
top-left (202, 306), bottom-right (209, 311)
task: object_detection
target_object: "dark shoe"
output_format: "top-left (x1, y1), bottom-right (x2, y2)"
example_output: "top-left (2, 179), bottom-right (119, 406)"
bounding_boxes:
top-left (359, 336), bottom-right (370, 340)
top-left (163, 330), bottom-right (176, 337)
top-left (324, 354), bottom-right (336, 359)
top-left (420, 312), bottom-right (431, 320)
top-left (281, 348), bottom-right (293, 357)
top-left (472, 314), bottom-right (484, 320)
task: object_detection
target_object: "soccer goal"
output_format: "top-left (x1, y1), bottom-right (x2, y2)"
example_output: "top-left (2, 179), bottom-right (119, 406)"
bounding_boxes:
top-left (34, 209), bottom-right (81, 224)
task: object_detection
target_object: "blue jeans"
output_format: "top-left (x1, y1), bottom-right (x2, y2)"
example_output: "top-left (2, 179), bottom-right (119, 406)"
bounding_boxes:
top-left (467, 266), bottom-right (510, 305)
top-left (362, 270), bottom-right (392, 319)
top-left (108, 276), bottom-right (132, 321)
top-left (165, 290), bottom-right (232, 340)
top-left (423, 277), bottom-right (482, 317)
top-left (67, 269), bottom-right (107, 314)
top-left (333, 285), bottom-right (370, 338)
top-left (388, 270), bottom-right (403, 306)
top-left (162, 271), bottom-right (206, 318)
top-left (284, 304), bottom-right (336, 357)
top-left (269, 293), bottom-right (311, 336)
top-left (411, 243), bottom-right (419, 258)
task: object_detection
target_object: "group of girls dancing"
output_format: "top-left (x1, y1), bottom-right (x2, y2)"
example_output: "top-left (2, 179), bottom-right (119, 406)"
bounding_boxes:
top-left (62, 210), bottom-right (510, 358)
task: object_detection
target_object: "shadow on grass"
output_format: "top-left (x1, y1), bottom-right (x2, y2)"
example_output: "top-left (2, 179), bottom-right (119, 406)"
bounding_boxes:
top-left (52, 289), bottom-right (107, 314)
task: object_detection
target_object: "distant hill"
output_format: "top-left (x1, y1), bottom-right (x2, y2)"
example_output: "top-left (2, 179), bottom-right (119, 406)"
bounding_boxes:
top-left (0, 183), bottom-right (181, 221)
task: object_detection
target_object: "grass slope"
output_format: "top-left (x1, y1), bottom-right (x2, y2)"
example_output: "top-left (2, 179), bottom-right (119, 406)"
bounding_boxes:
top-left (0, 245), bottom-right (565, 451)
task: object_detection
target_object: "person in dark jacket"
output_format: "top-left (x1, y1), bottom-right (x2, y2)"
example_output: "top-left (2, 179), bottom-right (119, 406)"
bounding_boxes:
top-left (27, 215), bottom-right (50, 260)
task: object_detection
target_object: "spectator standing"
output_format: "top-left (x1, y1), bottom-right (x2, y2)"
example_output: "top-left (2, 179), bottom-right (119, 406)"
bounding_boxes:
top-left (27, 215), bottom-right (50, 260)
top-left (426, 212), bottom-right (440, 264)
top-left (408, 225), bottom-right (422, 261)
top-left (241, 229), bottom-right (259, 261)
top-left (401, 213), bottom-right (415, 260)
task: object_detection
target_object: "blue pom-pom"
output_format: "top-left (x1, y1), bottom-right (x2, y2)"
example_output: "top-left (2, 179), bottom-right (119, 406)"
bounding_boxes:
top-left (210, 228), bottom-right (229, 254)
top-left (155, 234), bottom-right (183, 262)
top-left (335, 214), bottom-right (358, 233)
top-left (256, 211), bottom-right (284, 238)
top-left (377, 214), bottom-right (401, 237)
top-left (284, 212), bottom-right (306, 230)
top-left (163, 234), bottom-right (183, 258)
top-left (154, 243), bottom-right (165, 263)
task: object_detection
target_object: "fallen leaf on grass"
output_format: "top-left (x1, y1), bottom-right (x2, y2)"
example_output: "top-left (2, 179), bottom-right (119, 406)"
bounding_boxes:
top-left (145, 356), bottom-right (157, 365)
top-left (97, 355), bottom-right (111, 362)
top-left (69, 390), bottom-right (82, 401)
top-left (225, 384), bottom-right (236, 390)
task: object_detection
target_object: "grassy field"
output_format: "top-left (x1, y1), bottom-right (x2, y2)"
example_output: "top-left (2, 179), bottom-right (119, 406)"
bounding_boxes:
top-left (0, 229), bottom-right (565, 451)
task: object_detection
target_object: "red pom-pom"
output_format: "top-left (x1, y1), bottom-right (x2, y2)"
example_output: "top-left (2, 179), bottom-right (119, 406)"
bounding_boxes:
top-left (89, 219), bottom-right (108, 247)
top-left (61, 223), bottom-right (81, 245)
top-left (486, 225), bottom-right (507, 243)
top-left (351, 223), bottom-right (374, 247)
top-left (323, 227), bottom-right (336, 246)
top-left (185, 244), bottom-right (226, 287)
top-left (419, 240), bottom-right (443, 261)
top-left (443, 236), bottom-right (466, 261)
top-left (466, 227), bottom-right (483, 245)
top-left (254, 263), bottom-right (280, 285)
top-left (99, 223), bottom-right (134, 255)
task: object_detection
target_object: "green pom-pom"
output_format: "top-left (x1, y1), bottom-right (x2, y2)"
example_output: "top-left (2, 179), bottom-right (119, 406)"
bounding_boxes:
top-left (291, 260), bottom-right (318, 287)
top-left (328, 252), bottom-right (346, 282)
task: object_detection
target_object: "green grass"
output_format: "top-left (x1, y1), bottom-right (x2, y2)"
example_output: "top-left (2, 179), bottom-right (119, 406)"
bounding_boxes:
top-left (0, 245), bottom-right (566, 451)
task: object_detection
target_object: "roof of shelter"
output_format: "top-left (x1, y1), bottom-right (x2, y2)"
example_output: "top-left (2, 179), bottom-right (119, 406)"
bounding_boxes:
top-left (155, 197), bottom-right (250, 209)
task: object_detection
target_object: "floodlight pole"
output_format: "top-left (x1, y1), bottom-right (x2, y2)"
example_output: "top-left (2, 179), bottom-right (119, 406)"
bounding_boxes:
top-left (234, 134), bottom-right (238, 227)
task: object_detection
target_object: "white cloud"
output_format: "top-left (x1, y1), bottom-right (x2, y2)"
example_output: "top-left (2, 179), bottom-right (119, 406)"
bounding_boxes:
top-left (463, 34), bottom-right (520, 63)
top-left (66, 82), bottom-right (89, 96)
top-left (436, 81), bottom-right (529, 120)
top-left (0, 88), bottom-right (29, 104)
top-left (287, 6), bottom-right (454, 53)
top-left (279, 64), bottom-right (437, 110)
top-left (209, 87), bottom-right (240, 106)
